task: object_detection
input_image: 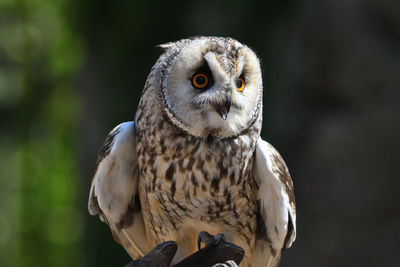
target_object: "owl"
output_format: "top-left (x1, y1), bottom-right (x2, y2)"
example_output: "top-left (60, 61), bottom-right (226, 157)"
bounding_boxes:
top-left (88, 36), bottom-right (296, 267)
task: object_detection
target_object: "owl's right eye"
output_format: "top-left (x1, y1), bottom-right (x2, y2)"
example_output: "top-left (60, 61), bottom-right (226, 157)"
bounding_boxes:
top-left (192, 73), bottom-right (209, 89)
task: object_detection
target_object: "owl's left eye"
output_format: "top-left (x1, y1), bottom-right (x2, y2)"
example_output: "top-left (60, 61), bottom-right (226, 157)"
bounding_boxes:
top-left (236, 77), bottom-right (245, 92)
top-left (192, 73), bottom-right (209, 89)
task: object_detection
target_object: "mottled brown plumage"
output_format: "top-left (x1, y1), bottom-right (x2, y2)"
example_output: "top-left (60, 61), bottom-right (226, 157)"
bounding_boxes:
top-left (88, 36), bottom-right (296, 267)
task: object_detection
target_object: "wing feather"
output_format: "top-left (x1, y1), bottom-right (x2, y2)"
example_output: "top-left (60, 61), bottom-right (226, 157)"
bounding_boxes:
top-left (88, 121), bottom-right (152, 259)
top-left (252, 138), bottom-right (296, 265)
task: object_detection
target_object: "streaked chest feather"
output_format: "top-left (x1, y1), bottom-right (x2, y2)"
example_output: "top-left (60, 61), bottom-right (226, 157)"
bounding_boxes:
top-left (136, 116), bottom-right (259, 247)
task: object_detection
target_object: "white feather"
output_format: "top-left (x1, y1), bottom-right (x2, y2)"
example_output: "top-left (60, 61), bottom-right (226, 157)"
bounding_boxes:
top-left (253, 138), bottom-right (296, 252)
top-left (88, 121), bottom-right (152, 259)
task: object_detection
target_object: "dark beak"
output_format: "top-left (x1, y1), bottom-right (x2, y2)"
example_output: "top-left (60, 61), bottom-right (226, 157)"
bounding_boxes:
top-left (213, 94), bottom-right (231, 120)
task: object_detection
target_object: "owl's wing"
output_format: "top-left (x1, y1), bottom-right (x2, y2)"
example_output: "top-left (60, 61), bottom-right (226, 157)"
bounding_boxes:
top-left (252, 138), bottom-right (296, 266)
top-left (88, 121), bottom-right (152, 259)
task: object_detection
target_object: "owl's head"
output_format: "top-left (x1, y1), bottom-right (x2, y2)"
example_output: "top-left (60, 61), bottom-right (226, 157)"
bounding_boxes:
top-left (154, 36), bottom-right (262, 139)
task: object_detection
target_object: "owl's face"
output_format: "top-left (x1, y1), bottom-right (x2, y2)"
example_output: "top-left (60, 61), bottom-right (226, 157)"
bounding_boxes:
top-left (158, 37), bottom-right (263, 139)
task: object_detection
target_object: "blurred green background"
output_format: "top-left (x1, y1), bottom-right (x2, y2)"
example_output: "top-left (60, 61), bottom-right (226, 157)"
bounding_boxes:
top-left (0, 0), bottom-right (399, 266)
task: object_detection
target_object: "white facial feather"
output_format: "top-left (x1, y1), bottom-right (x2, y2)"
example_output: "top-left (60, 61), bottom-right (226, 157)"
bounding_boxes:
top-left (161, 37), bottom-right (263, 138)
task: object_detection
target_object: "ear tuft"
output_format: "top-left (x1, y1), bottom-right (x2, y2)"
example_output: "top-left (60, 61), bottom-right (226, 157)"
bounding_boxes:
top-left (156, 42), bottom-right (175, 51)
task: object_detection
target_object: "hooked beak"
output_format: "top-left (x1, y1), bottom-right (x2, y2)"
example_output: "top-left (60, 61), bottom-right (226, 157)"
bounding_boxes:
top-left (213, 94), bottom-right (231, 120)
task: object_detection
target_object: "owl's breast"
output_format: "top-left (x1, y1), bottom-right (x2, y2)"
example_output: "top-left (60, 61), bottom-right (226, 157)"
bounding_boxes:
top-left (137, 122), bottom-right (259, 251)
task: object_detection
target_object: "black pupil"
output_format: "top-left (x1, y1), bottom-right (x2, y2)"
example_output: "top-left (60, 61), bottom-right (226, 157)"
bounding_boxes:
top-left (196, 75), bottom-right (206, 85)
top-left (236, 78), bottom-right (243, 88)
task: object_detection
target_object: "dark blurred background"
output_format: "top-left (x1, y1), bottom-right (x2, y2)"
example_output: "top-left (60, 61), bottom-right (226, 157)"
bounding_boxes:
top-left (1, 0), bottom-right (399, 266)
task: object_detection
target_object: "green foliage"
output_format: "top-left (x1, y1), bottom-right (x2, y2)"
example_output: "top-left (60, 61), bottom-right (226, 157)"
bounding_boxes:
top-left (0, 0), bottom-right (83, 266)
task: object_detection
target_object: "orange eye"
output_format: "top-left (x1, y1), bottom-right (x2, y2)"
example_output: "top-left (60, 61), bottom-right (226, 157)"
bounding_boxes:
top-left (192, 73), bottom-right (208, 89)
top-left (236, 77), bottom-right (245, 92)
